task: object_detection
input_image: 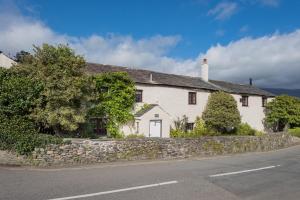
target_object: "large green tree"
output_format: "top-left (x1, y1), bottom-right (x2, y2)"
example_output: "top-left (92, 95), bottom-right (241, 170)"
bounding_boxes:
top-left (16, 44), bottom-right (92, 135)
top-left (0, 68), bottom-right (42, 118)
top-left (265, 95), bottom-right (300, 131)
top-left (90, 72), bottom-right (135, 137)
top-left (202, 91), bottom-right (241, 133)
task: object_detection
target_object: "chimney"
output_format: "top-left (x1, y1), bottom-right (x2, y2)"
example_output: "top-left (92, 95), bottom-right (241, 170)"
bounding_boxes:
top-left (249, 78), bottom-right (253, 86)
top-left (149, 73), bottom-right (153, 82)
top-left (201, 58), bottom-right (209, 82)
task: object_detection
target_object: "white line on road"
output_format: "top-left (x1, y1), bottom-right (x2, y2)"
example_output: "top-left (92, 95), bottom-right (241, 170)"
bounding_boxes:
top-left (209, 165), bottom-right (281, 178)
top-left (47, 180), bottom-right (178, 200)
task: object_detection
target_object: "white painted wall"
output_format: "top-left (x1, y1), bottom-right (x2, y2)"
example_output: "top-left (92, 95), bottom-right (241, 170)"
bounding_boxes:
top-left (135, 84), bottom-right (210, 123)
top-left (0, 53), bottom-right (16, 68)
top-left (232, 94), bottom-right (266, 131)
top-left (121, 83), bottom-right (269, 137)
top-left (125, 84), bottom-right (271, 136)
top-left (121, 105), bottom-right (171, 137)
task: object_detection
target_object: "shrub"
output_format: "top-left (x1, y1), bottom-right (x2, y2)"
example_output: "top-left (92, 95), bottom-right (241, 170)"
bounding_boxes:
top-left (0, 116), bottom-right (63, 155)
top-left (202, 91), bottom-right (241, 133)
top-left (170, 129), bottom-right (185, 138)
top-left (265, 95), bottom-right (300, 131)
top-left (0, 68), bottom-right (42, 117)
top-left (170, 116), bottom-right (219, 138)
top-left (236, 123), bottom-right (256, 136)
top-left (255, 131), bottom-right (265, 137)
top-left (289, 127), bottom-right (300, 138)
top-left (17, 44), bottom-right (93, 135)
top-left (91, 72), bottom-right (135, 138)
top-left (236, 123), bottom-right (265, 136)
top-left (193, 117), bottom-right (219, 136)
top-left (125, 134), bottom-right (145, 139)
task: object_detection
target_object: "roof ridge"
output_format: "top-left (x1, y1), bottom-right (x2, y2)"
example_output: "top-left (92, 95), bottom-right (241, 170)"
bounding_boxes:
top-left (86, 63), bottom-right (275, 97)
top-left (87, 62), bottom-right (202, 80)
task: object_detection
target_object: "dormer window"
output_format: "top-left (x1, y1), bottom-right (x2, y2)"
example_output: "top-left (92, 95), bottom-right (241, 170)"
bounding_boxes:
top-left (188, 92), bottom-right (197, 105)
top-left (241, 96), bottom-right (249, 107)
top-left (135, 90), bottom-right (143, 102)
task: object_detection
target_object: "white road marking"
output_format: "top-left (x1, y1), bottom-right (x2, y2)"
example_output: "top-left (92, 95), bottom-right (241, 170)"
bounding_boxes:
top-left (47, 180), bottom-right (178, 200)
top-left (209, 165), bottom-right (281, 178)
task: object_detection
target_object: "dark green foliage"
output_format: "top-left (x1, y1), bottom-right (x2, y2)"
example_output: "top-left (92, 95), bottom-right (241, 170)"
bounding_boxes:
top-left (91, 72), bottom-right (135, 137)
top-left (265, 95), bottom-right (300, 131)
top-left (15, 50), bottom-right (33, 63)
top-left (0, 116), bottom-right (62, 155)
top-left (16, 44), bottom-right (93, 134)
top-left (0, 68), bottom-right (42, 117)
top-left (202, 91), bottom-right (241, 133)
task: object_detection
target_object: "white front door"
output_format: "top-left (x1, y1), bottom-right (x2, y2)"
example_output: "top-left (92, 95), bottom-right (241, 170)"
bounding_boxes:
top-left (149, 120), bottom-right (162, 137)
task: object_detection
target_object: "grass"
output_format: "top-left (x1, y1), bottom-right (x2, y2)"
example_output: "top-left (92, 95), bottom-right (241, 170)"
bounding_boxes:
top-left (289, 127), bottom-right (300, 137)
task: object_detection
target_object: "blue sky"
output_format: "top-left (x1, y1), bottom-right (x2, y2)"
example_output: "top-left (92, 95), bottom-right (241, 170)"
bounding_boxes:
top-left (16, 0), bottom-right (300, 58)
top-left (1, 0), bottom-right (300, 88)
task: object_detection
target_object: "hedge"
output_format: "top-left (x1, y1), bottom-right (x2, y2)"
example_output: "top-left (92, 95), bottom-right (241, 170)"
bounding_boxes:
top-left (0, 116), bottom-right (63, 155)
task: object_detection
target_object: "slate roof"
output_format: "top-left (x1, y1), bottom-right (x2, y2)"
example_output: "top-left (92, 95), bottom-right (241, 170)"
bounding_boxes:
top-left (135, 104), bottom-right (158, 117)
top-left (210, 80), bottom-right (275, 97)
top-left (86, 63), bottom-right (275, 97)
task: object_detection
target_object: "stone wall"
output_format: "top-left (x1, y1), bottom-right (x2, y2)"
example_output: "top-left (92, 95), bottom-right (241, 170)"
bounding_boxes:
top-left (30, 133), bottom-right (295, 166)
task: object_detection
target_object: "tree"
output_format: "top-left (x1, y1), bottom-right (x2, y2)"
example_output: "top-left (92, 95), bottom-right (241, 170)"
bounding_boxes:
top-left (265, 95), bottom-right (300, 131)
top-left (202, 91), bottom-right (241, 133)
top-left (16, 44), bottom-right (93, 135)
top-left (15, 50), bottom-right (33, 63)
top-left (0, 68), bottom-right (42, 118)
top-left (90, 72), bottom-right (135, 137)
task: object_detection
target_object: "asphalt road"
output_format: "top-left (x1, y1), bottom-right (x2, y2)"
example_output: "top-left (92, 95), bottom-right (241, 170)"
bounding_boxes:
top-left (1, 145), bottom-right (300, 200)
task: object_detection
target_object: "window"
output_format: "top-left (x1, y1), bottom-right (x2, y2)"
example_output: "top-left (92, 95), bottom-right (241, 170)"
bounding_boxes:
top-left (135, 122), bottom-right (139, 133)
top-left (135, 90), bottom-right (143, 102)
top-left (262, 97), bottom-right (267, 107)
top-left (186, 123), bottom-right (194, 131)
top-left (188, 92), bottom-right (197, 105)
top-left (241, 96), bottom-right (249, 107)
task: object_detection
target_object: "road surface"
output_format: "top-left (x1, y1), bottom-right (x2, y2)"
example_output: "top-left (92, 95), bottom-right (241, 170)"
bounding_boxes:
top-left (1, 145), bottom-right (300, 200)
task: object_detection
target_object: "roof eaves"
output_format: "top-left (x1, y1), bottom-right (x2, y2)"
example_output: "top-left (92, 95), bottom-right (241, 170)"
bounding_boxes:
top-left (134, 104), bottom-right (158, 117)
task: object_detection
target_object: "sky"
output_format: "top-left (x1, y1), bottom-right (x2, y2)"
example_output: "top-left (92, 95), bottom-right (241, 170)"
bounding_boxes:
top-left (0, 0), bottom-right (300, 88)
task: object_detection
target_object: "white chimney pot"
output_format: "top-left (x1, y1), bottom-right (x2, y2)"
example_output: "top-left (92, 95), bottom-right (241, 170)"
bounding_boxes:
top-left (201, 58), bottom-right (209, 82)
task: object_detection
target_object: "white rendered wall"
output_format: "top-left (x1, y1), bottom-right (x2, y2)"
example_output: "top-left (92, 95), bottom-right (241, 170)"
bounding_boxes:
top-left (135, 84), bottom-right (210, 123)
top-left (121, 106), bottom-right (171, 137)
top-left (0, 53), bottom-right (16, 68)
top-left (232, 94), bottom-right (266, 131)
top-left (122, 84), bottom-right (269, 137)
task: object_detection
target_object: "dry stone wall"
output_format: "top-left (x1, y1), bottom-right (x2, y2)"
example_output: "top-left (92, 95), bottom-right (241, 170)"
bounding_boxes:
top-left (30, 133), bottom-right (295, 166)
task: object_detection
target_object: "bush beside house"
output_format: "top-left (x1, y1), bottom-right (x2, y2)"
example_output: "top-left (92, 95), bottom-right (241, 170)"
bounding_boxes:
top-left (265, 95), bottom-right (300, 131)
top-left (0, 44), bottom-right (136, 155)
top-left (202, 91), bottom-right (241, 133)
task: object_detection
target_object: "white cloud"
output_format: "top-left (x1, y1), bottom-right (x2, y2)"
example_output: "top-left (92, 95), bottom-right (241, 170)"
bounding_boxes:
top-left (208, 2), bottom-right (238, 20)
top-left (258, 0), bottom-right (280, 7)
top-left (241, 0), bottom-right (280, 7)
top-left (204, 30), bottom-right (300, 88)
top-left (1, 1), bottom-right (300, 89)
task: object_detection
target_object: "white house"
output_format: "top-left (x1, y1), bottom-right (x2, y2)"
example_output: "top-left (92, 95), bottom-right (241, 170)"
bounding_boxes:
top-left (0, 51), bottom-right (16, 68)
top-left (86, 60), bottom-right (275, 138)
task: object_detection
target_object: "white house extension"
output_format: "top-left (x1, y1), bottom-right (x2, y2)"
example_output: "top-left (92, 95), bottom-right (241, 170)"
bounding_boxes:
top-left (0, 51), bottom-right (16, 68)
top-left (86, 60), bottom-right (275, 138)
